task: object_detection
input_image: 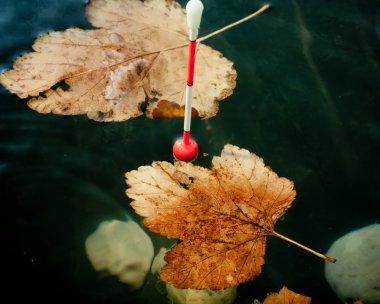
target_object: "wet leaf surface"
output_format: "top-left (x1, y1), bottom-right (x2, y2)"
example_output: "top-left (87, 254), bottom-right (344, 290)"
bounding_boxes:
top-left (126, 144), bottom-right (296, 289)
top-left (0, 0), bottom-right (236, 122)
top-left (257, 286), bottom-right (311, 304)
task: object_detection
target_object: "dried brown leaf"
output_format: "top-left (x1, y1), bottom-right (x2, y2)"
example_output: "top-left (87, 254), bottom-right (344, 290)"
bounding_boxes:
top-left (0, 0), bottom-right (236, 121)
top-left (259, 286), bottom-right (312, 304)
top-left (125, 144), bottom-right (296, 290)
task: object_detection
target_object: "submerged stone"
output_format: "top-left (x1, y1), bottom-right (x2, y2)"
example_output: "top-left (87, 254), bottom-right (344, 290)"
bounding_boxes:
top-left (85, 220), bottom-right (154, 291)
top-left (325, 224), bottom-right (380, 304)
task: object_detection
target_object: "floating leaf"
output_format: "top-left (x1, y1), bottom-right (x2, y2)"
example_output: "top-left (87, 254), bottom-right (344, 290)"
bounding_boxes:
top-left (0, 0), bottom-right (237, 122)
top-left (256, 286), bottom-right (311, 304)
top-left (125, 144), bottom-right (335, 290)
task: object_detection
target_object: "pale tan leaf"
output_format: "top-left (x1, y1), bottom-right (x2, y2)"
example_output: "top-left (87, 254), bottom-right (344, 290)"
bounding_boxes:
top-left (0, 0), bottom-right (236, 121)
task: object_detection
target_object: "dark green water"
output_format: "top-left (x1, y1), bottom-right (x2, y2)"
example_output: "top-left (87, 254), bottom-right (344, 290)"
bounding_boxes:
top-left (0, 0), bottom-right (379, 303)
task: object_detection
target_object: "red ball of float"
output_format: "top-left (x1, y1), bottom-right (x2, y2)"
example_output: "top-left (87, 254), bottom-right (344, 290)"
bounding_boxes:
top-left (173, 132), bottom-right (198, 162)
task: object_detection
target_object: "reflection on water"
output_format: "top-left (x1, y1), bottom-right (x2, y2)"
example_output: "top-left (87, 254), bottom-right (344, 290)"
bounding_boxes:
top-left (0, 0), bottom-right (379, 303)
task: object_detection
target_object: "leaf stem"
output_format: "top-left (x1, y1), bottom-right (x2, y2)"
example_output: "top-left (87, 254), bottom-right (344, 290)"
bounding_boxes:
top-left (198, 4), bottom-right (271, 43)
top-left (163, 4), bottom-right (272, 52)
top-left (271, 230), bottom-right (336, 263)
top-left (42, 5), bottom-right (272, 89)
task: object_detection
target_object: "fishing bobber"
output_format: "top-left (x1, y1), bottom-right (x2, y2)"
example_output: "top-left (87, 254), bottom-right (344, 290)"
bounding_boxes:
top-left (173, 131), bottom-right (199, 162)
top-left (172, 0), bottom-right (203, 162)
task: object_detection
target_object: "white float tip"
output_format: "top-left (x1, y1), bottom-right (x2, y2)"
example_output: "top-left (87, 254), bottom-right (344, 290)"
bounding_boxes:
top-left (186, 0), bottom-right (203, 39)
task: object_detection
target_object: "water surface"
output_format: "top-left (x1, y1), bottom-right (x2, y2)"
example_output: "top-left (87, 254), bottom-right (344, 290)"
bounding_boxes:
top-left (0, 0), bottom-right (379, 303)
